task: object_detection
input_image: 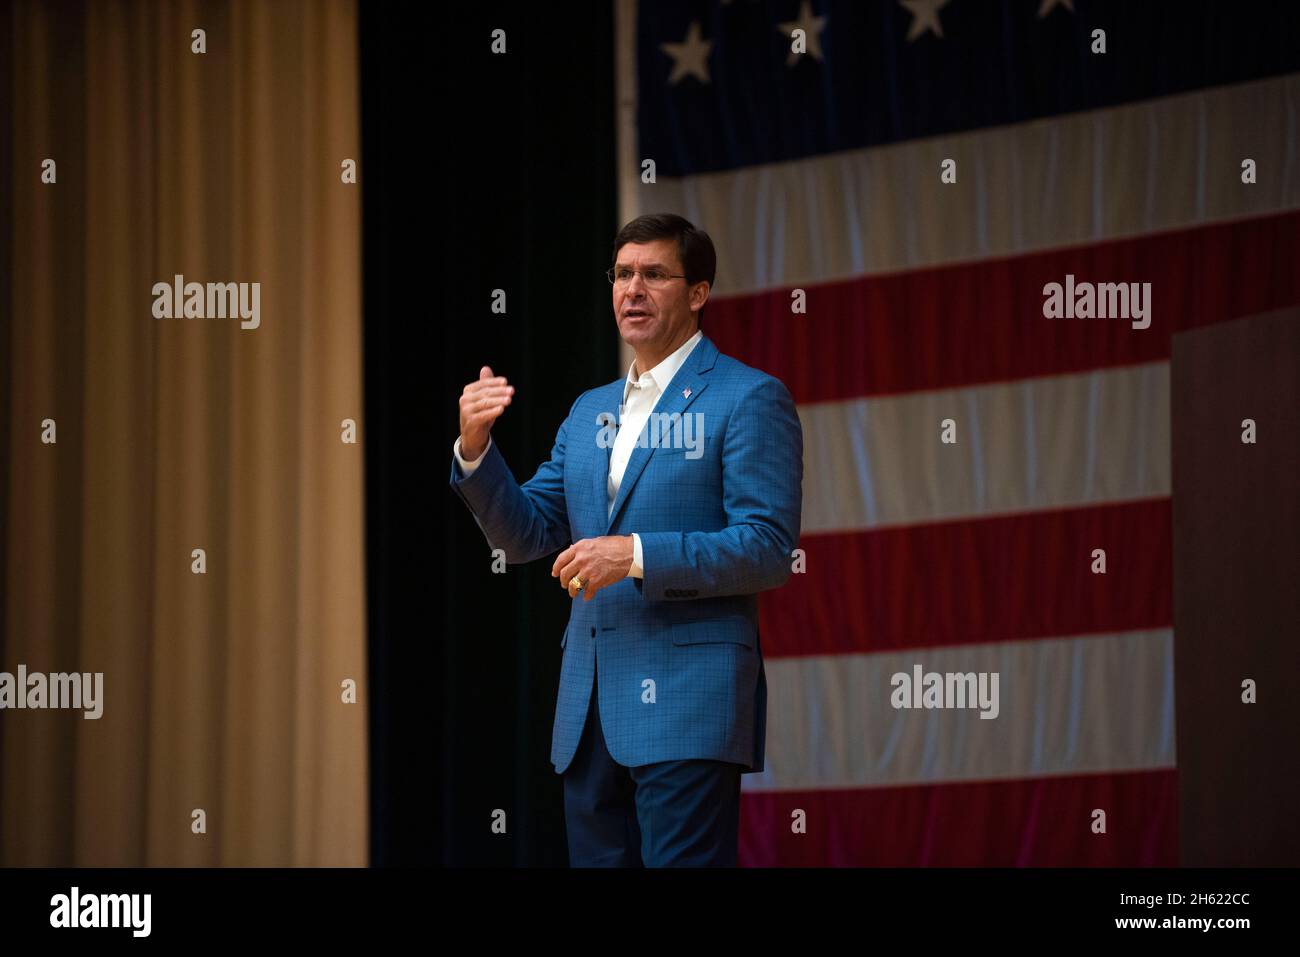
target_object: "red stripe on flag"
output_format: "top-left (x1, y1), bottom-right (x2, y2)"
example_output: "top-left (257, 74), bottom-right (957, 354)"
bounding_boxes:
top-left (708, 211), bottom-right (1300, 403)
top-left (762, 498), bottom-right (1172, 657)
top-left (739, 769), bottom-right (1178, 866)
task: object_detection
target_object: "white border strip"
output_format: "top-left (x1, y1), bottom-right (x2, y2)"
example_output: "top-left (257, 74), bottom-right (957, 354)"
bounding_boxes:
top-left (615, 0), bottom-right (639, 376)
top-left (745, 629), bottom-right (1176, 793)
top-left (638, 73), bottom-right (1300, 297)
top-left (798, 361), bottom-right (1171, 534)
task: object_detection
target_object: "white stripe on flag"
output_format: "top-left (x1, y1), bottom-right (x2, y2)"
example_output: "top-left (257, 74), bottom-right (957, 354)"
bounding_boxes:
top-left (798, 361), bottom-right (1170, 534)
top-left (744, 628), bottom-right (1175, 792)
top-left (638, 73), bottom-right (1300, 295)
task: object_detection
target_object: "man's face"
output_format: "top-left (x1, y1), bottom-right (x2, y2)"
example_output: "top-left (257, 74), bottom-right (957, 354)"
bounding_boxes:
top-left (612, 239), bottom-right (709, 357)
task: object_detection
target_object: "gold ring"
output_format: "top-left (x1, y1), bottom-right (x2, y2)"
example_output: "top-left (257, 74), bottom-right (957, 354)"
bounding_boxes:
top-left (569, 576), bottom-right (585, 591)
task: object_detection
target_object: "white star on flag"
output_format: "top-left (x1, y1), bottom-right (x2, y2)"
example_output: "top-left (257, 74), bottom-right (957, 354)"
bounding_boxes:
top-left (683, 387), bottom-right (691, 398)
top-left (900, 0), bottom-right (950, 42)
top-left (777, 0), bottom-right (828, 66)
top-left (660, 21), bottom-right (713, 85)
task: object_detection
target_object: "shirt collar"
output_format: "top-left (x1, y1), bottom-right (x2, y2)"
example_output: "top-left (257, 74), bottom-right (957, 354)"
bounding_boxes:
top-left (624, 329), bottom-right (703, 398)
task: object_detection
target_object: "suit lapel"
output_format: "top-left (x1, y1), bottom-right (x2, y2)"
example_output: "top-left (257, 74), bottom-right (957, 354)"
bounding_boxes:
top-left (605, 335), bottom-right (718, 533)
top-left (593, 379), bottom-right (624, 525)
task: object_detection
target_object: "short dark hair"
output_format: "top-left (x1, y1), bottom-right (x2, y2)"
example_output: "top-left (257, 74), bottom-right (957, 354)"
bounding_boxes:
top-left (612, 213), bottom-right (716, 290)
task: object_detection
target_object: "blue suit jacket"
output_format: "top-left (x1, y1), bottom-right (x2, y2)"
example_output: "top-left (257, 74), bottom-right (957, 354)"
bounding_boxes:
top-left (449, 333), bottom-right (803, 774)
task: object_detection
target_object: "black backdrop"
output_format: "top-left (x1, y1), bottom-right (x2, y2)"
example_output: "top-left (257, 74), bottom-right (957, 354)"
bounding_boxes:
top-left (360, 2), bottom-right (619, 866)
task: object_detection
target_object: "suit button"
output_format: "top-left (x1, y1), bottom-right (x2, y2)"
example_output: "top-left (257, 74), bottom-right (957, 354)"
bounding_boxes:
top-left (590, 627), bottom-right (596, 637)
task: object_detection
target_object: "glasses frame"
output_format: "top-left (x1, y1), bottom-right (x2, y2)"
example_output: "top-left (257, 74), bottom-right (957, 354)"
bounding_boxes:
top-left (605, 266), bottom-right (688, 287)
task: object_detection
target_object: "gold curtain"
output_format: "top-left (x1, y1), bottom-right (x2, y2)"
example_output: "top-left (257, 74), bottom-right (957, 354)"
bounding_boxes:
top-left (3, 0), bottom-right (367, 865)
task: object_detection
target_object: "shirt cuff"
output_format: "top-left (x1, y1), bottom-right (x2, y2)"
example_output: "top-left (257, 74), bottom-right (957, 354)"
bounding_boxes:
top-left (628, 533), bottom-right (644, 579)
top-left (454, 435), bottom-right (491, 473)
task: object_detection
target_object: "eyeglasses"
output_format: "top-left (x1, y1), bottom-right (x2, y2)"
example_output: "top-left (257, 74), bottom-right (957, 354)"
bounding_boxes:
top-left (605, 266), bottom-right (687, 289)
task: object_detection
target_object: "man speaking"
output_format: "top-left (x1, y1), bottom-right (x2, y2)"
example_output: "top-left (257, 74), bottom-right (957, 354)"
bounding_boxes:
top-left (449, 213), bottom-right (803, 866)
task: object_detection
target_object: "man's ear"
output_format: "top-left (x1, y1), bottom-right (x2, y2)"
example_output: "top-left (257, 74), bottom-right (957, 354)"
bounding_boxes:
top-left (689, 280), bottom-right (711, 313)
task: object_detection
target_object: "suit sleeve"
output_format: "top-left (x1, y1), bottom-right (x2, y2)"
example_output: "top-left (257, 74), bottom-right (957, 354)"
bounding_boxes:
top-left (448, 395), bottom-right (581, 564)
top-left (636, 375), bottom-right (803, 601)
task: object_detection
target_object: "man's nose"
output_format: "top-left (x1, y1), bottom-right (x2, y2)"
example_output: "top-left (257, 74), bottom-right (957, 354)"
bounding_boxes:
top-left (625, 271), bottom-right (648, 294)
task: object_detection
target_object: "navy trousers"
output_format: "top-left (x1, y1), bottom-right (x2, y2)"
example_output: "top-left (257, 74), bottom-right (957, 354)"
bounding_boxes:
top-left (562, 671), bottom-right (744, 867)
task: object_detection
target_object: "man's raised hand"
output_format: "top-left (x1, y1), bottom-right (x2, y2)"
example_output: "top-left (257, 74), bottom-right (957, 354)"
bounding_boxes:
top-left (458, 365), bottom-right (514, 461)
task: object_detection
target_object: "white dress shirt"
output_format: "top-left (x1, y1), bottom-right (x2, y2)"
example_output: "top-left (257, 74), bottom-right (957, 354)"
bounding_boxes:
top-left (454, 329), bottom-right (703, 581)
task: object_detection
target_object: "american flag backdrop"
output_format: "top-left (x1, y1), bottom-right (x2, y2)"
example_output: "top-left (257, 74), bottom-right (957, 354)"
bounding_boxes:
top-left (616, 0), bottom-right (1300, 865)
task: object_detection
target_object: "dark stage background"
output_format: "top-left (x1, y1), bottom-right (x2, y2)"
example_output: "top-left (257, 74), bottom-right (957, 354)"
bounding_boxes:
top-left (361, 2), bottom-right (619, 866)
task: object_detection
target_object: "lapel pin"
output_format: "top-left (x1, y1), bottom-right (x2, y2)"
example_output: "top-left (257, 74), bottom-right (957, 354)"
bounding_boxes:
top-left (683, 387), bottom-right (691, 399)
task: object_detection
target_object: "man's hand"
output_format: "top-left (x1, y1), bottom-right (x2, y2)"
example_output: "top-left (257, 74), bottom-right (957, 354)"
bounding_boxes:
top-left (458, 366), bottom-right (514, 461)
top-left (552, 536), bottom-right (635, 601)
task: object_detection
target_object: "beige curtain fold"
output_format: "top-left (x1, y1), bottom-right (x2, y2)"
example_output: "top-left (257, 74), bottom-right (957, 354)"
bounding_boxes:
top-left (3, 0), bottom-right (367, 866)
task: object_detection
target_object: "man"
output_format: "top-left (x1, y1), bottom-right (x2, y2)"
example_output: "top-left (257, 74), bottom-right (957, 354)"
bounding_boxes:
top-left (449, 213), bottom-right (803, 866)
